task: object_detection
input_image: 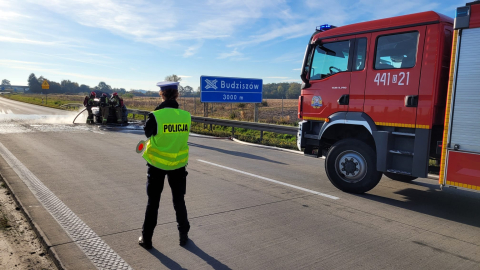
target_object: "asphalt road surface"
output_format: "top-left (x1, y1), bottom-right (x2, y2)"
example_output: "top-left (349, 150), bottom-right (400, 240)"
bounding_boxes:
top-left (0, 96), bottom-right (479, 270)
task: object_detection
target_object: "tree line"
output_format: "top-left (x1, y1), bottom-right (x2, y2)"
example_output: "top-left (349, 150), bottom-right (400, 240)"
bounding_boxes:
top-left (1, 74), bottom-right (302, 99)
top-left (262, 82), bottom-right (301, 99)
top-left (26, 73), bottom-right (126, 95)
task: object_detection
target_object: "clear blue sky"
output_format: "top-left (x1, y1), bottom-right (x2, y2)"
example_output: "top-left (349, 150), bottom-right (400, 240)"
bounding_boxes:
top-left (0, 0), bottom-right (465, 92)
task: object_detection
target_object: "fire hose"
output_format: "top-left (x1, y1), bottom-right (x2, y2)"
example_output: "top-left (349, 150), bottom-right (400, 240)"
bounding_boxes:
top-left (72, 108), bottom-right (87, 124)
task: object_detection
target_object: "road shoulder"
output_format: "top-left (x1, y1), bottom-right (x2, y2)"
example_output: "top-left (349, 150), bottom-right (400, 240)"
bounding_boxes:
top-left (0, 177), bottom-right (57, 269)
top-left (0, 155), bottom-right (95, 270)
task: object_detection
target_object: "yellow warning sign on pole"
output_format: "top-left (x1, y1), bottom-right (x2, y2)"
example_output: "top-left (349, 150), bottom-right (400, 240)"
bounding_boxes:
top-left (42, 80), bottom-right (49, 90)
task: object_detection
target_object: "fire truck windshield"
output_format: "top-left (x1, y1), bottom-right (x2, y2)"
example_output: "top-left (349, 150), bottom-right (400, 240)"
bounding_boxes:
top-left (310, 40), bottom-right (350, 80)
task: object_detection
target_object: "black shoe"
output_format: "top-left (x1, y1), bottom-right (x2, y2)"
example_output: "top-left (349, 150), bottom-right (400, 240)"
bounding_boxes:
top-left (179, 232), bottom-right (189, 246)
top-left (138, 236), bottom-right (152, 250)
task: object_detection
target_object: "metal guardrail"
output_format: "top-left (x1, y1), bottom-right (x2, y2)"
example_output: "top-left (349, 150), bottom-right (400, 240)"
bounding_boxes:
top-left (128, 109), bottom-right (149, 121)
top-left (191, 116), bottom-right (298, 135)
top-left (58, 106), bottom-right (297, 136)
top-left (126, 109), bottom-right (298, 136)
top-left (60, 103), bottom-right (83, 109)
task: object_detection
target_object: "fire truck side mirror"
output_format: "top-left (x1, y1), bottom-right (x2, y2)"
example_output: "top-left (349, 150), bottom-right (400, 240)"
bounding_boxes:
top-left (301, 43), bottom-right (314, 87)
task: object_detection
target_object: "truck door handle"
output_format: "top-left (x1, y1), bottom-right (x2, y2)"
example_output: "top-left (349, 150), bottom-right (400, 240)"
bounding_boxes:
top-left (337, 94), bottom-right (349, 105)
top-left (404, 95), bottom-right (418, 107)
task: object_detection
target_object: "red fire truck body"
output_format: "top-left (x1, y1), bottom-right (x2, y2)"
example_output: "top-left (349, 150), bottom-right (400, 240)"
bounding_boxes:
top-left (297, 1), bottom-right (480, 193)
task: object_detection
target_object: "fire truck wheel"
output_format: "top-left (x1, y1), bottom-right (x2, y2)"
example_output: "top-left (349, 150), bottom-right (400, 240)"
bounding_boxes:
top-left (325, 139), bottom-right (382, 194)
top-left (384, 172), bottom-right (417, 182)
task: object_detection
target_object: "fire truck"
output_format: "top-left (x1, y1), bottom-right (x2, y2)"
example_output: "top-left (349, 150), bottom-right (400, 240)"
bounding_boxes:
top-left (297, 1), bottom-right (480, 193)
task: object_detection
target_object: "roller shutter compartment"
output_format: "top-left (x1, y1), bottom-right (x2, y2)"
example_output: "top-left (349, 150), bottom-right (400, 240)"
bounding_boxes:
top-left (450, 28), bottom-right (480, 153)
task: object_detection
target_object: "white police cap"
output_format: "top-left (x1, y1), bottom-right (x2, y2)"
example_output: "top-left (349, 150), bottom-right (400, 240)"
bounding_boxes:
top-left (156, 81), bottom-right (179, 91)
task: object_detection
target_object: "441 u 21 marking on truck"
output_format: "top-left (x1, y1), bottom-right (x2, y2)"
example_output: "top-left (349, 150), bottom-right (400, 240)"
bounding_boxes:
top-left (373, 72), bottom-right (410, 86)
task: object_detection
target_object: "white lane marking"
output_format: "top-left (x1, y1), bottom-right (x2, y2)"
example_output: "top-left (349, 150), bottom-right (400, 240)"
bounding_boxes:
top-left (0, 142), bottom-right (132, 270)
top-left (198, 159), bottom-right (339, 200)
top-left (0, 109), bottom-right (5, 114)
top-left (6, 109), bottom-right (13, 114)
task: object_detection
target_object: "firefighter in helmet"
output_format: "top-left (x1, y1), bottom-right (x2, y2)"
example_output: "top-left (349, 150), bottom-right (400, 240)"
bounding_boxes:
top-left (83, 91), bottom-right (96, 124)
top-left (99, 93), bottom-right (109, 124)
top-left (138, 81), bottom-right (191, 249)
top-left (110, 92), bottom-right (123, 124)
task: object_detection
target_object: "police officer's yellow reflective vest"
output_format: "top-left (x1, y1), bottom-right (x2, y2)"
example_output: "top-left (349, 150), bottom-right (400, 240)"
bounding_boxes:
top-left (142, 108), bottom-right (191, 170)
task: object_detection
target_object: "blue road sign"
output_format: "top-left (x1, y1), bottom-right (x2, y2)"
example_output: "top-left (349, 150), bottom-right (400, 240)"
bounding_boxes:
top-left (0, 87), bottom-right (4, 91)
top-left (200, 76), bottom-right (263, 103)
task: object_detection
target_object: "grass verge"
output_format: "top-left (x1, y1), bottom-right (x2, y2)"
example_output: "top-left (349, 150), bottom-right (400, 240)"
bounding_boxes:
top-left (2, 93), bottom-right (81, 110)
top-left (191, 123), bottom-right (297, 150)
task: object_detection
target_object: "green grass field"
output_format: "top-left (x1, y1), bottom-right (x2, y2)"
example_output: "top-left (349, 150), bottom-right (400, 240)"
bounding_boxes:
top-left (2, 93), bottom-right (83, 110)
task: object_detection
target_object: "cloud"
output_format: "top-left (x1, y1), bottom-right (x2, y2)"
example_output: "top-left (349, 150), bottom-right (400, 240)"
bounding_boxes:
top-left (217, 48), bottom-right (242, 59)
top-left (0, 36), bottom-right (58, 46)
top-left (228, 20), bottom-right (317, 48)
top-left (183, 41), bottom-right (204, 58)
top-left (31, 0), bottom-right (288, 46)
top-left (33, 0), bottom-right (175, 39)
top-left (0, 10), bottom-right (30, 21)
top-left (292, 68), bottom-right (301, 71)
top-left (0, 59), bottom-right (145, 86)
top-left (0, 60), bottom-right (59, 74)
top-left (77, 52), bottom-right (113, 59)
top-left (228, 0), bottom-right (447, 48)
top-left (36, 53), bottom-right (119, 69)
top-left (0, 59), bottom-right (54, 65)
top-left (178, 75), bottom-right (192, 78)
top-left (354, 0), bottom-right (440, 20)
top-left (183, 47), bottom-right (197, 58)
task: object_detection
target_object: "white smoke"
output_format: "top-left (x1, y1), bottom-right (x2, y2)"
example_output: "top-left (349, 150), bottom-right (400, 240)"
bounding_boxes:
top-left (0, 108), bottom-right (88, 124)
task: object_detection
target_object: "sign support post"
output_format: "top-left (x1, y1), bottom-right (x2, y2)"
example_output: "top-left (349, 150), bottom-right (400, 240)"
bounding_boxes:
top-left (41, 80), bottom-right (50, 105)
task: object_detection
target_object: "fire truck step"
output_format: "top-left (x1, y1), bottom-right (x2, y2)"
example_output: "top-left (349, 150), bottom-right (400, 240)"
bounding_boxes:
top-left (392, 132), bottom-right (415, 137)
top-left (386, 169), bottom-right (412, 176)
top-left (304, 134), bottom-right (319, 139)
top-left (303, 146), bottom-right (320, 158)
top-left (388, 150), bottom-right (414, 156)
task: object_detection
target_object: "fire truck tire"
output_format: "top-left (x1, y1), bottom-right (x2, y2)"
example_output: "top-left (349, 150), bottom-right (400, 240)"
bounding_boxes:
top-left (325, 139), bottom-right (382, 194)
top-left (384, 172), bottom-right (417, 182)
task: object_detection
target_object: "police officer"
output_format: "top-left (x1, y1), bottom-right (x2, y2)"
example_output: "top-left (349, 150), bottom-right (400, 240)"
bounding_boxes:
top-left (83, 91), bottom-right (96, 124)
top-left (99, 93), bottom-right (109, 124)
top-left (110, 92), bottom-right (123, 124)
top-left (139, 81), bottom-right (191, 249)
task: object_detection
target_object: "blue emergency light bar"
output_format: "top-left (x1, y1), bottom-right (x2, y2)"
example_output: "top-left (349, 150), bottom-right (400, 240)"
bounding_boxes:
top-left (316, 24), bottom-right (336, 32)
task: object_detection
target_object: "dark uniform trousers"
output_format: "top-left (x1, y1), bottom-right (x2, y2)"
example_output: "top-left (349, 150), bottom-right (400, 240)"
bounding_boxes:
top-left (142, 164), bottom-right (190, 241)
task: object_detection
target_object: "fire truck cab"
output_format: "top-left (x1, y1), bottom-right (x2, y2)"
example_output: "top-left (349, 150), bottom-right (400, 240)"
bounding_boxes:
top-left (297, 10), bottom-right (454, 193)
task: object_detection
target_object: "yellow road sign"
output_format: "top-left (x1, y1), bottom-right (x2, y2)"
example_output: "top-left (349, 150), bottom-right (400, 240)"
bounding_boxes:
top-left (42, 80), bottom-right (49, 89)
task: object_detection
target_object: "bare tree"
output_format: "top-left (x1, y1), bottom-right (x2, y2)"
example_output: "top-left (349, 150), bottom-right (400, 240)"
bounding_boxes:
top-left (180, 85), bottom-right (193, 96)
top-left (1, 79), bottom-right (11, 86)
top-left (164, 74), bottom-right (182, 82)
